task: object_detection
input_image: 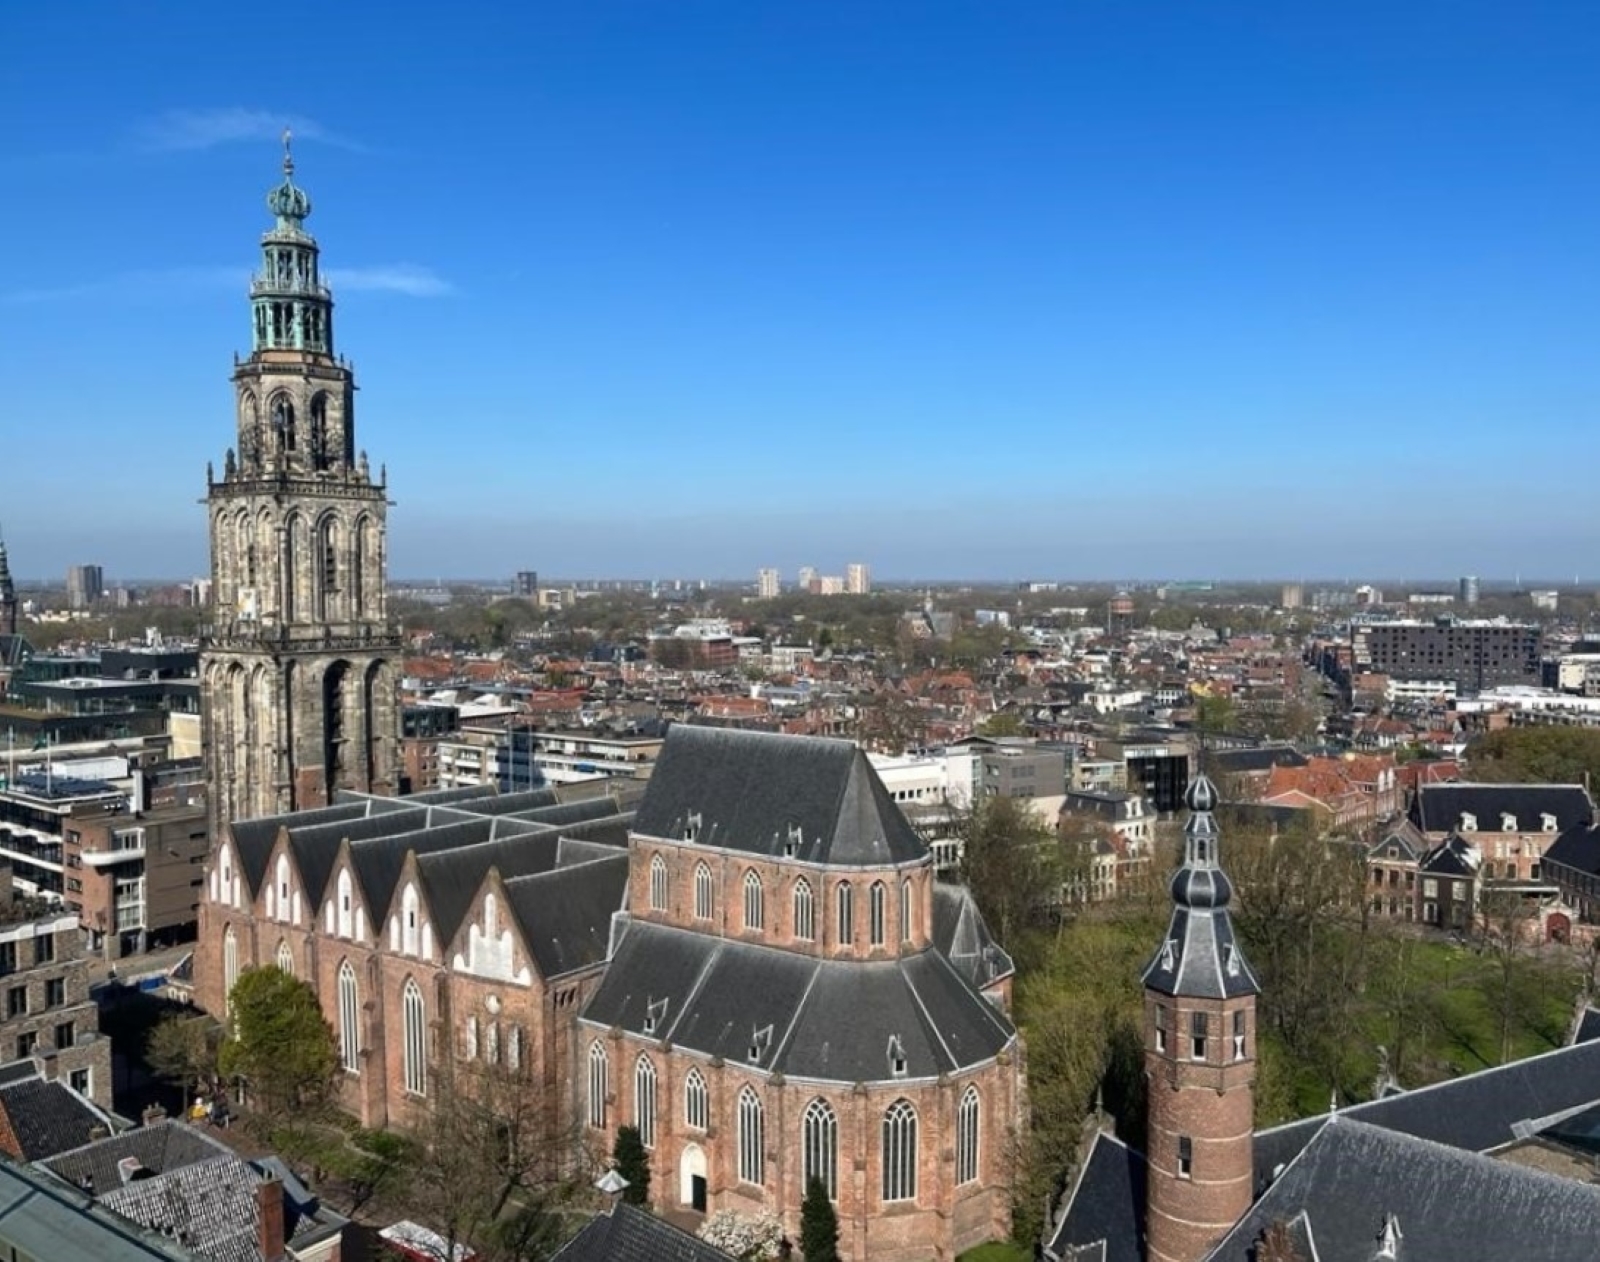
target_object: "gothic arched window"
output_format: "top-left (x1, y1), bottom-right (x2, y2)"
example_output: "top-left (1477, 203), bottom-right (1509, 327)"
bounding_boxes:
top-left (635, 1055), bottom-right (657, 1150)
top-left (882, 1099), bottom-right (918, 1202)
top-left (588, 1041), bottom-right (609, 1129)
top-left (352, 517), bottom-right (369, 617)
top-left (956, 1085), bottom-right (981, 1185)
top-left (685, 1067), bottom-right (708, 1130)
top-left (803, 1097), bottom-right (838, 1199)
top-left (222, 925), bottom-right (238, 1016)
top-left (869, 880), bottom-right (887, 947)
top-left (793, 877), bottom-right (815, 941)
top-left (738, 1086), bottom-right (764, 1186)
top-left (743, 869), bottom-right (764, 931)
top-left (338, 961), bottom-right (360, 1073)
top-left (694, 862), bottom-right (713, 921)
top-left (275, 940), bottom-right (294, 975)
top-left (650, 854), bottom-right (668, 913)
top-left (836, 881), bottom-right (854, 945)
top-left (900, 877), bottom-right (913, 944)
top-left (272, 394), bottom-right (296, 453)
top-left (402, 979), bottom-right (426, 1096)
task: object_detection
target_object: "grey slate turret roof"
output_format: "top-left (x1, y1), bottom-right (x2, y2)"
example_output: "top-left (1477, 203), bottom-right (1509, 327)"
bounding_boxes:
top-left (1141, 774), bottom-right (1260, 1000)
top-left (1209, 1117), bottom-right (1600, 1262)
top-left (633, 726), bottom-right (928, 867)
top-left (581, 919), bottom-right (1015, 1081)
top-left (552, 1201), bottom-right (735, 1261)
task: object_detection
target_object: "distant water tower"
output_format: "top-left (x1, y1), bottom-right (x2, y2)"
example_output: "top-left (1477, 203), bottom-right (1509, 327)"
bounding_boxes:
top-left (1107, 591), bottom-right (1136, 635)
top-left (1459, 575), bottom-right (1480, 606)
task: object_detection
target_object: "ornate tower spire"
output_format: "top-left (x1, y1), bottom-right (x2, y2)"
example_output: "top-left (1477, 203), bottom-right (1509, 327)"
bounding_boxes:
top-left (200, 141), bottom-right (399, 842)
top-left (1141, 774), bottom-right (1259, 1262)
top-left (0, 529), bottom-right (16, 637)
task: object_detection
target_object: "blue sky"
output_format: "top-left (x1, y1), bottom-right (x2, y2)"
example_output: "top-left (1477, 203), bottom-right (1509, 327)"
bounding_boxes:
top-left (3, 2), bottom-right (1598, 583)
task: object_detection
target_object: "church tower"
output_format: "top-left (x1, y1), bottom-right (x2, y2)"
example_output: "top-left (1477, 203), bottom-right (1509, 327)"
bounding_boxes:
top-left (1141, 774), bottom-right (1259, 1262)
top-left (201, 134), bottom-right (400, 840)
top-left (0, 533), bottom-right (16, 637)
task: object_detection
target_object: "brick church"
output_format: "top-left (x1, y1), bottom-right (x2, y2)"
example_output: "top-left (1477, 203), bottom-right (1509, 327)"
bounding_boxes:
top-left (194, 146), bottom-right (1024, 1261)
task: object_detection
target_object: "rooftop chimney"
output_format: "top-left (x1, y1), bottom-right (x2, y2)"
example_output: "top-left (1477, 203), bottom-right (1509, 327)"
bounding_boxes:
top-left (257, 1177), bottom-right (286, 1262)
top-left (141, 1104), bottom-right (167, 1127)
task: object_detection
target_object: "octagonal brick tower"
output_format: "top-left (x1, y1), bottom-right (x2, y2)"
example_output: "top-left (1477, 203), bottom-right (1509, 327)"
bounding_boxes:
top-left (1141, 773), bottom-right (1260, 1262)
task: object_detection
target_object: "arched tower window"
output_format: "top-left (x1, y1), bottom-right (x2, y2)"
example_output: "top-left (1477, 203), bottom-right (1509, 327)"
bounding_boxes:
top-left (402, 979), bottom-right (427, 1096)
top-left (803, 1097), bottom-right (838, 1199)
top-left (956, 1085), bottom-right (980, 1185)
top-left (222, 925), bottom-right (239, 1016)
top-left (694, 862), bottom-right (713, 921)
top-left (870, 881), bottom-right (887, 947)
top-left (316, 518), bottom-right (340, 620)
top-left (634, 1055), bottom-right (657, 1150)
top-left (338, 961), bottom-right (360, 1073)
top-left (351, 517), bottom-right (369, 618)
top-left (309, 393), bottom-right (329, 471)
top-left (743, 869), bottom-right (764, 931)
top-left (271, 394), bottom-right (296, 454)
top-left (836, 882), bottom-right (854, 945)
top-left (588, 1041), bottom-right (609, 1129)
top-left (684, 1067), bottom-right (708, 1130)
top-left (737, 1085), bottom-right (764, 1186)
top-left (881, 1099), bottom-right (918, 1202)
top-left (650, 854), bottom-right (669, 913)
top-left (793, 877), bottom-right (815, 941)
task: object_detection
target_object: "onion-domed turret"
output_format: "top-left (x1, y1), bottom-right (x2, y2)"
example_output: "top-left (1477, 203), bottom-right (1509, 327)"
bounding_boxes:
top-left (267, 130), bottom-right (312, 228)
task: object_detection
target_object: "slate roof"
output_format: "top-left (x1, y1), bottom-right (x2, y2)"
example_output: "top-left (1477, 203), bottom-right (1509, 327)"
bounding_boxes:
top-left (1043, 1131), bottom-right (1145, 1262)
top-left (1543, 820), bottom-right (1600, 877)
top-left (1418, 835), bottom-right (1480, 877)
top-left (1206, 746), bottom-right (1309, 775)
top-left (43, 1120), bottom-right (235, 1197)
top-left (930, 884), bottom-right (1015, 992)
top-left (0, 1078), bottom-right (117, 1162)
top-left (1572, 1005), bottom-right (1600, 1045)
top-left (581, 919), bottom-right (1015, 1081)
top-left (1252, 1036), bottom-right (1600, 1187)
top-left (552, 1202), bottom-right (735, 1261)
top-left (1408, 783), bottom-right (1594, 836)
top-left (502, 854), bottom-right (629, 979)
top-left (1368, 817), bottom-right (1426, 861)
top-left (1210, 1118), bottom-right (1600, 1262)
top-left (633, 726), bottom-right (928, 867)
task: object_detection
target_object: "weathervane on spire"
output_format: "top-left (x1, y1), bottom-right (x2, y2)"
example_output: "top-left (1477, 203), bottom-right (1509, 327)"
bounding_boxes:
top-left (282, 127), bottom-right (294, 178)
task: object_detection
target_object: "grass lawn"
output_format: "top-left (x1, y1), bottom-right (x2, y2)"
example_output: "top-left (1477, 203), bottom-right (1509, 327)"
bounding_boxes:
top-left (958, 1243), bottom-right (1033, 1262)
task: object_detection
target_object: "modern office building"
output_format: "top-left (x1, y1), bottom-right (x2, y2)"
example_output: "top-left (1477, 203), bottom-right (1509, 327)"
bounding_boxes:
top-left (756, 568), bottom-right (780, 599)
top-left (65, 566), bottom-right (104, 611)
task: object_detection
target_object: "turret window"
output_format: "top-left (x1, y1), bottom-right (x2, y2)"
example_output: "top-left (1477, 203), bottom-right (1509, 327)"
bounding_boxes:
top-left (1189, 1011), bottom-right (1208, 1061)
top-left (1232, 1009), bottom-right (1247, 1061)
top-left (1177, 1135), bottom-right (1193, 1179)
top-left (1154, 1004), bottom-right (1169, 1054)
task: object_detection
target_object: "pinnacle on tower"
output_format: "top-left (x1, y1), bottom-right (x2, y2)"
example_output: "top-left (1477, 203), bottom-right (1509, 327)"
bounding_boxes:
top-left (0, 529), bottom-right (17, 638)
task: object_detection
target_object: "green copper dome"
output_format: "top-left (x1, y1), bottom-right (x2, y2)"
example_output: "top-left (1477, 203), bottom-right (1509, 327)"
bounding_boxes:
top-left (267, 129), bottom-right (311, 226)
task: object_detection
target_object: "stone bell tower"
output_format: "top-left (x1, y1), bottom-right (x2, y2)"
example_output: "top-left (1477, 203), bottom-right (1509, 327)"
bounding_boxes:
top-left (1141, 773), bottom-right (1260, 1262)
top-left (0, 531), bottom-right (16, 637)
top-left (201, 132), bottom-right (400, 841)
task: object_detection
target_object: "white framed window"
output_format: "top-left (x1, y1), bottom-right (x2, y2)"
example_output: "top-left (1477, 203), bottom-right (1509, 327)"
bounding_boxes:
top-left (694, 862), bottom-right (713, 921)
top-left (588, 1041), bottom-right (608, 1129)
top-left (870, 881), bottom-right (887, 947)
top-left (881, 1098), bottom-right (917, 1202)
top-left (635, 1055), bottom-right (657, 1149)
top-left (685, 1066), bottom-right (708, 1130)
top-left (956, 1085), bottom-right (980, 1185)
top-left (743, 870), bottom-right (764, 931)
top-left (793, 878), bottom-right (815, 941)
top-left (836, 882), bottom-right (854, 944)
top-left (650, 855), bottom-right (668, 913)
top-left (402, 979), bottom-right (427, 1096)
top-left (222, 926), bottom-right (239, 1016)
top-left (276, 940), bottom-right (294, 975)
top-left (803, 1097), bottom-right (838, 1199)
top-left (401, 883), bottom-right (420, 956)
top-left (338, 961), bottom-right (360, 1074)
top-left (1190, 1010), bottom-right (1208, 1061)
top-left (738, 1085), bottom-right (764, 1185)
top-left (336, 869), bottom-right (354, 938)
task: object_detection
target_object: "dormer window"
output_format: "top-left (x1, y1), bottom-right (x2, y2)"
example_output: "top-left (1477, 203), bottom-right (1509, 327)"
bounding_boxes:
top-left (748, 1024), bottom-right (773, 1064)
top-left (1501, 813), bottom-right (1517, 832)
top-left (1224, 942), bottom-right (1240, 978)
top-left (1160, 939), bottom-right (1177, 971)
top-left (683, 812), bottom-right (702, 844)
top-left (888, 1034), bottom-right (908, 1078)
top-left (785, 823), bottom-right (803, 857)
top-left (1542, 813), bottom-right (1558, 833)
top-left (644, 996), bottom-right (668, 1036)
top-left (1460, 812), bottom-right (1477, 832)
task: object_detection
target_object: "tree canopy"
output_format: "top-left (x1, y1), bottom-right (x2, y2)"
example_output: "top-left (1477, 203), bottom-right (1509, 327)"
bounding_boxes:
top-left (1467, 726), bottom-right (1600, 788)
top-left (217, 968), bottom-right (337, 1113)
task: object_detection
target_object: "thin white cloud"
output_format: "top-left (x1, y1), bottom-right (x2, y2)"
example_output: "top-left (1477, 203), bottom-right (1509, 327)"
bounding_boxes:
top-left (133, 108), bottom-right (364, 154)
top-left (1, 263), bottom-right (451, 305)
top-left (327, 265), bottom-right (456, 298)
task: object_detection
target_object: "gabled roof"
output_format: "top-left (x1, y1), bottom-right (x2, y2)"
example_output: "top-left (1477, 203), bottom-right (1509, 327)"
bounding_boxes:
top-left (1211, 1118), bottom-right (1600, 1262)
top-left (1368, 817), bottom-right (1425, 861)
top-left (1043, 1130), bottom-right (1145, 1262)
top-left (1418, 835), bottom-right (1479, 877)
top-left (1543, 820), bottom-right (1600, 877)
top-left (1409, 783), bottom-right (1593, 835)
top-left (930, 884), bottom-right (1015, 991)
top-left (0, 1077), bottom-right (117, 1162)
top-left (632, 727), bottom-right (927, 867)
top-left (580, 919), bottom-right (1015, 1081)
top-left (552, 1202), bottom-right (735, 1261)
top-left (501, 854), bottom-right (629, 979)
top-left (1253, 1036), bottom-right (1600, 1186)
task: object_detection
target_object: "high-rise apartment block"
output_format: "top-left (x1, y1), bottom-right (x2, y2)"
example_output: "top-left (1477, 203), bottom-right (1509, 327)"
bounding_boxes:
top-left (1459, 575), bottom-right (1481, 606)
top-left (514, 570), bottom-right (539, 597)
top-left (1280, 582), bottom-right (1303, 610)
top-left (1351, 618), bottom-right (1541, 693)
top-left (847, 562), bottom-right (871, 594)
top-left (65, 565), bottom-right (103, 610)
top-left (757, 567), bottom-right (780, 599)
top-left (797, 565), bottom-right (818, 591)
